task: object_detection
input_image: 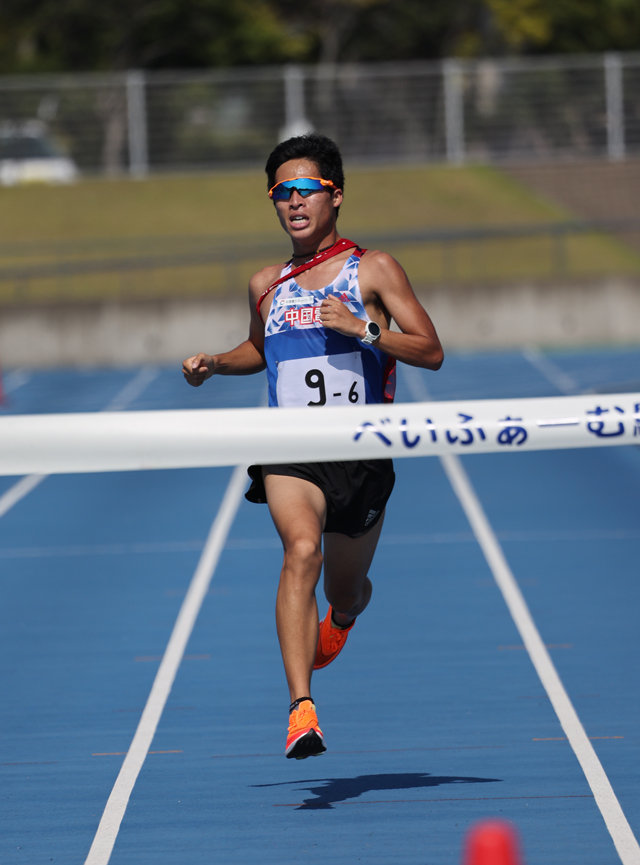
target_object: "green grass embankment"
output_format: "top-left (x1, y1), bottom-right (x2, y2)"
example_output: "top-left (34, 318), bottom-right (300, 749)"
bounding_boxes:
top-left (1, 164), bottom-right (638, 305)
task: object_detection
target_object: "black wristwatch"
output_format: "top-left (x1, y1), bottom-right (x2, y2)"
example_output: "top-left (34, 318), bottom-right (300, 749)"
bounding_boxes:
top-left (361, 320), bottom-right (381, 345)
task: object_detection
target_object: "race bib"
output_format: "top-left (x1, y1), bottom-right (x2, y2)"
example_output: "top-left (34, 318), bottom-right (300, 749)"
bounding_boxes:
top-left (276, 352), bottom-right (365, 407)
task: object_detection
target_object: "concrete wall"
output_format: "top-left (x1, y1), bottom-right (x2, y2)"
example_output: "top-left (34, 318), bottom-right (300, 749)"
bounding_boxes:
top-left (2, 279), bottom-right (639, 368)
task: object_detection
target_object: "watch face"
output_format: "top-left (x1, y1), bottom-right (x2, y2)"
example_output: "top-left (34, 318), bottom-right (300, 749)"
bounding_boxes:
top-left (368, 321), bottom-right (381, 337)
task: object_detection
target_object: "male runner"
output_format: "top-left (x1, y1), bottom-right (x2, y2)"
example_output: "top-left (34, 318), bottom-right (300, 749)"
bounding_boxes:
top-left (183, 133), bottom-right (443, 759)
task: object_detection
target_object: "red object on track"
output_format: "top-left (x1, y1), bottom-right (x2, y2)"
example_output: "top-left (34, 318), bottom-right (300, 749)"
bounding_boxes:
top-left (463, 820), bottom-right (523, 865)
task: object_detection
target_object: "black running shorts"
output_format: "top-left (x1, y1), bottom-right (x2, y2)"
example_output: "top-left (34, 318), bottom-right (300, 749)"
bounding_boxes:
top-left (245, 459), bottom-right (395, 538)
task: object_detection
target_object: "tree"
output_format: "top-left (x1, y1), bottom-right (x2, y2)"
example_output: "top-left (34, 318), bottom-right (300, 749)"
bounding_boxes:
top-left (0, 0), bottom-right (307, 74)
top-left (486, 0), bottom-right (640, 54)
top-left (1, 0), bottom-right (639, 75)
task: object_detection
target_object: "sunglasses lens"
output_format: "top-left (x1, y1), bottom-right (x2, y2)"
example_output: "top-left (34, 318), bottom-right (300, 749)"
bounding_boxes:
top-left (270, 178), bottom-right (330, 201)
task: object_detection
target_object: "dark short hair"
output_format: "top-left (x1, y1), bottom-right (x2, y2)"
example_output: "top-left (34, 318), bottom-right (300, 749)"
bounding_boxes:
top-left (265, 133), bottom-right (345, 192)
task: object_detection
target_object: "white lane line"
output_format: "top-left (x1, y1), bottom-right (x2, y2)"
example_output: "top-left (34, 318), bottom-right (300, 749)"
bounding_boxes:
top-left (104, 367), bottom-right (158, 412)
top-left (522, 346), bottom-right (578, 394)
top-left (2, 369), bottom-right (31, 394)
top-left (84, 464), bottom-right (248, 865)
top-left (0, 367), bottom-right (158, 519)
top-left (0, 473), bottom-right (46, 518)
top-left (404, 368), bottom-right (640, 865)
top-left (440, 453), bottom-right (639, 865)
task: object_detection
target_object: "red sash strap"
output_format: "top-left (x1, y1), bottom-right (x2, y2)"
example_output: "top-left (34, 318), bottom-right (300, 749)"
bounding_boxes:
top-left (256, 238), bottom-right (364, 315)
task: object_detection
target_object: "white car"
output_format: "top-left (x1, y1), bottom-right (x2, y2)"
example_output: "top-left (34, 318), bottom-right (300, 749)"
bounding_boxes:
top-left (0, 128), bottom-right (78, 186)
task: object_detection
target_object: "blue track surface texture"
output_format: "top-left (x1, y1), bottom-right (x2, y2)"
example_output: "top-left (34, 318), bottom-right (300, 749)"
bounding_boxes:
top-left (1, 347), bottom-right (638, 865)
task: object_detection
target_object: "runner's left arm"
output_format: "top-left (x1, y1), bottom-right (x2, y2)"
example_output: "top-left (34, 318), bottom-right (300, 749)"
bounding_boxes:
top-left (318, 250), bottom-right (443, 371)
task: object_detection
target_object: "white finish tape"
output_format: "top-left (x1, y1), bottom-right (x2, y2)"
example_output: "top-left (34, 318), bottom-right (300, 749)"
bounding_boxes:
top-left (1, 393), bottom-right (638, 476)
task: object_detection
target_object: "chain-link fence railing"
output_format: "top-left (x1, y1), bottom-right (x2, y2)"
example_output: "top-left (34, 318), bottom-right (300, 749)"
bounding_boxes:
top-left (1, 53), bottom-right (639, 178)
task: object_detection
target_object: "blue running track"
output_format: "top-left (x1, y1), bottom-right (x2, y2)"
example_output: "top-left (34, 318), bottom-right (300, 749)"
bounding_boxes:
top-left (1, 346), bottom-right (639, 865)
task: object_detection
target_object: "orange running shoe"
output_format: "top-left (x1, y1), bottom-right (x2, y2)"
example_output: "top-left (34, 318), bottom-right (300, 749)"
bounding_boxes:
top-left (285, 698), bottom-right (326, 760)
top-left (313, 606), bottom-right (355, 670)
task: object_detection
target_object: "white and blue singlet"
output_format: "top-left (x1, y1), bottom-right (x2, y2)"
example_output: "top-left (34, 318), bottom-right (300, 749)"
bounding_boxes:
top-left (263, 249), bottom-right (396, 408)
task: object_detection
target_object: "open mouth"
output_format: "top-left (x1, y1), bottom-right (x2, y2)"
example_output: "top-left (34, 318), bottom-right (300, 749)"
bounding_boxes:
top-left (290, 215), bottom-right (309, 228)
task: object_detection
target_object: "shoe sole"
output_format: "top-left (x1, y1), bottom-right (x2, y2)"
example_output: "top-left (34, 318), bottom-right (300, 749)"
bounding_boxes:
top-left (285, 730), bottom-right (327, 760)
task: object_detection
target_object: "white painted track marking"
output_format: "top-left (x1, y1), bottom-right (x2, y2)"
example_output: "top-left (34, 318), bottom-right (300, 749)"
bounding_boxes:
top-left (522, 346), bottom-right (579, 394)
top-left (84, 464), bottom-right (248, 865)
top-left (0, 368), bottom-right (158, 519)
top-left (0, 473), bottom-right (46, 518)
top-left (405, 366), bottom-right (640, 865)
top-left (2, 369), bottom-right (31, 394)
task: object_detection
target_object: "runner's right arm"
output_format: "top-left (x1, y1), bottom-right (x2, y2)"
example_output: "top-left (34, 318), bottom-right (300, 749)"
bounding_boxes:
top-left (182, 269), bottom-right (274, 386)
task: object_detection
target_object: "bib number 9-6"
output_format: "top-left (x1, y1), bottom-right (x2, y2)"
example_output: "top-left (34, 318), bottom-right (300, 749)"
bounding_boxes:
top-left (305, 368), bottom-right (360, 405)
top-left (276, 352), bottom-right (366, 407)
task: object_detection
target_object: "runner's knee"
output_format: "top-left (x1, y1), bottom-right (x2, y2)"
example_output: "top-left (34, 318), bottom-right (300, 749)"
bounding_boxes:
top-left (327, 576), bottom-right (371, 617)
top-left (282, 537), bottom-right (323, 583)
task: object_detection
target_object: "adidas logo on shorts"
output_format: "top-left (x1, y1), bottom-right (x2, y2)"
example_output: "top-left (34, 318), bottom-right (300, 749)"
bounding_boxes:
top-left (364, 508), bottom-right (379, 527)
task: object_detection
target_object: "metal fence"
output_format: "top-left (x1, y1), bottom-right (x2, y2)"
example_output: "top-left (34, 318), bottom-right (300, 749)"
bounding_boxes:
top-left (1, 52), bottom-right (639, 177)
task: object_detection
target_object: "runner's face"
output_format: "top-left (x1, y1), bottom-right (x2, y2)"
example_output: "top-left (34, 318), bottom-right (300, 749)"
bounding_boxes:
top-left (272, 158), bottom-right (342, 240)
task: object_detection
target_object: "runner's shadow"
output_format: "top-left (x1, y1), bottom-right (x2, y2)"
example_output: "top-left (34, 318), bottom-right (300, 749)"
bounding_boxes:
top-left (253, 772), bottom-right (501, 810)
